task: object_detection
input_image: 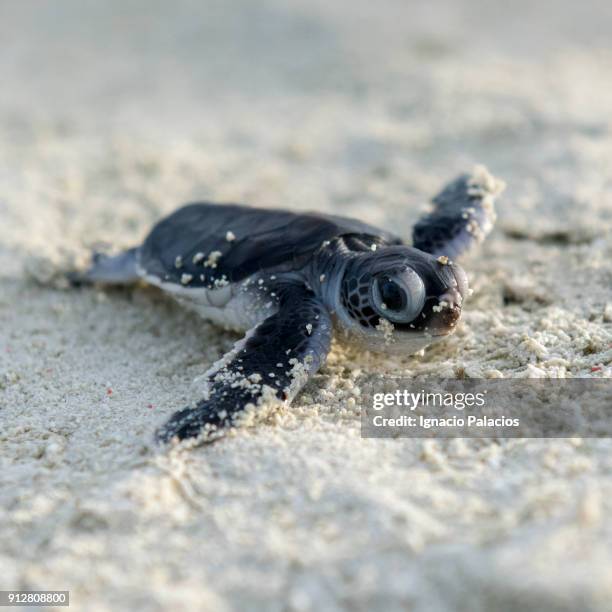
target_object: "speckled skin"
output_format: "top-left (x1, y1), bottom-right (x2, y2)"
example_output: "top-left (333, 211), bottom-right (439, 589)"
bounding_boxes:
top-left (76, 167), bottom-right (503, 442)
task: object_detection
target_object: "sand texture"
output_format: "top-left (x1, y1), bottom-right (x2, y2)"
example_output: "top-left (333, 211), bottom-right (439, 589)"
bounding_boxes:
top-left (1, 1), bottom-right (612, 610)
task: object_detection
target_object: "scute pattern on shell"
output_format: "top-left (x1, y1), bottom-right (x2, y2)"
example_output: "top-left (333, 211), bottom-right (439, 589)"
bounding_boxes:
top-left (139, 202), bottom-right (402, 289)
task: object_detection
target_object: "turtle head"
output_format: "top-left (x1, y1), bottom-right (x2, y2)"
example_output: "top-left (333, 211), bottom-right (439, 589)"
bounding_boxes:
top-left (336, 246), bottom-right (468, 355)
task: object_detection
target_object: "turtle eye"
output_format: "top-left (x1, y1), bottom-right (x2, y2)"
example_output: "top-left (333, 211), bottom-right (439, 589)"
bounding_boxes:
top-left (379, 279), bottom-right (406, 311)
top-left (372, 269), bottom-right (425, 323)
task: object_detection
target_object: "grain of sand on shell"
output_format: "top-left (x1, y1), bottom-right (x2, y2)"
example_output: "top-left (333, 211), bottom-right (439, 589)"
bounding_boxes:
top-left (1, 1), bottom-right (612, 610)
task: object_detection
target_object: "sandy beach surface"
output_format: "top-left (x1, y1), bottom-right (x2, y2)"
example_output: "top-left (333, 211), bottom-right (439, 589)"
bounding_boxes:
top-left (1, 1), bottom-right (612, 610)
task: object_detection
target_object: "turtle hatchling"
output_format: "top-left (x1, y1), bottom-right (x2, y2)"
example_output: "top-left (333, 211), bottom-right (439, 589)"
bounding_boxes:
top-left (73, 165), bottom-right (504, 443)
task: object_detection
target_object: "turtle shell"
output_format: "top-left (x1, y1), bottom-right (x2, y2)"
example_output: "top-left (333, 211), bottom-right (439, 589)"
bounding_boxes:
top-left (139, 202), bottom-right (401, 287)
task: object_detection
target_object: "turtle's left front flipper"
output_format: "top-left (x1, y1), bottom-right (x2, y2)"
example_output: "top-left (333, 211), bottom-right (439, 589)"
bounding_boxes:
top-left (155, 283), bottom-right (332, 444)
top-left (412, 165), bottom-right (505, 259)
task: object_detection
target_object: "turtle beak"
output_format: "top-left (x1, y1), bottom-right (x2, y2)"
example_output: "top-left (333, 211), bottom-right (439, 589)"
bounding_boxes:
top-left (429, 287), bottom-right (463, 336)
top-left (429, 264), bottom-right (467, 336)
top-left (438, 287), bottom-right (463, 310)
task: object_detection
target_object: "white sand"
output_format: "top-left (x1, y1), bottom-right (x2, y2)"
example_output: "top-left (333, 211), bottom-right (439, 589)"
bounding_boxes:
top-left (1, 1), bottom-right (612, 610)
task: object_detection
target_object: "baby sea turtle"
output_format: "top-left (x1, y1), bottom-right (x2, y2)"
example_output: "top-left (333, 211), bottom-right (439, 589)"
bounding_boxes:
top-left (74, 165), bottom-right (504, 443)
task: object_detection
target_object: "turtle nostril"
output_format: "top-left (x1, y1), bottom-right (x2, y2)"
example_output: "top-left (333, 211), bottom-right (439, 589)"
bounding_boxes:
top-left (438, 288), bottom-right (463, 310)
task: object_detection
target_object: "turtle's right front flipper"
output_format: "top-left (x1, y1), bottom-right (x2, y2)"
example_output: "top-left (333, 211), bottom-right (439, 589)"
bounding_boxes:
top-left (155, 283), bottom-right (332, 444)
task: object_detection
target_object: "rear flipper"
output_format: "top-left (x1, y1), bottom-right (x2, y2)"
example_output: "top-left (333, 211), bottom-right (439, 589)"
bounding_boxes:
top-left (68, 247), bottom-right (141, 286)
